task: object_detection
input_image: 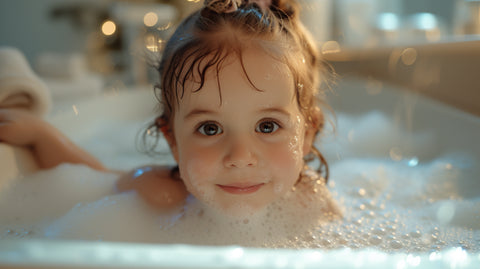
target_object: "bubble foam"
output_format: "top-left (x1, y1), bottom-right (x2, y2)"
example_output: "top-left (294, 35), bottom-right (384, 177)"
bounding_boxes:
top-left (1, 110), bottom-right (478, 253)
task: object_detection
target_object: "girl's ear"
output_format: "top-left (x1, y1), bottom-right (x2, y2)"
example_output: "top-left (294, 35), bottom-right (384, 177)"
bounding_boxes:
top-left (302, 108), bottom-right (322, 157)
top-left (157, 117), bottom-right (179, 162)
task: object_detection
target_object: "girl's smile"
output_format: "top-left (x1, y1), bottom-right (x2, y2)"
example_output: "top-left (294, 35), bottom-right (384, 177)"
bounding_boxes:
top-left (216, 182), bottom-right (266, 194)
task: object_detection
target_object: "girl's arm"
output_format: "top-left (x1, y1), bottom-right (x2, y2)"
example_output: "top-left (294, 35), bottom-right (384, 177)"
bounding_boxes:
top-left (0, 108), bottom-right (105, 171)
top-left (0, 109), bottom-right (188, 210)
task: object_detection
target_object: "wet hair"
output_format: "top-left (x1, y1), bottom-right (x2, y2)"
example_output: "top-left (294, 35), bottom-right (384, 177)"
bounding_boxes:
top-left (142, 0), bottom-right (332, 181)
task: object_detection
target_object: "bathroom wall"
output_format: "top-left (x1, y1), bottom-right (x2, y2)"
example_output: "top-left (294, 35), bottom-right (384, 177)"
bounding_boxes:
top-left (0, 0), bottom-right (93, 63)
top-left (1, 0), bottom-right (459, 63)
top-left (3, 0), bottom-right (475, 106)
top-left (403, 0), bottom-right (455, 26)
top-left (327, 40), bottom-right (480, 116)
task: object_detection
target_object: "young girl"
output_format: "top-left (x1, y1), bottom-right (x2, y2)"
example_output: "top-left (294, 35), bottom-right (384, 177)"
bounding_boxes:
top-left (0, 0), bottom-right (339, 223)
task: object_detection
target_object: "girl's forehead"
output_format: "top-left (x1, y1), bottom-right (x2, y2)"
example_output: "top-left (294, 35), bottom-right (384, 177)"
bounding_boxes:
top-left (188, 46), bottom-right (292, 89)
top-left (178, 48), bottom-right (296, 110)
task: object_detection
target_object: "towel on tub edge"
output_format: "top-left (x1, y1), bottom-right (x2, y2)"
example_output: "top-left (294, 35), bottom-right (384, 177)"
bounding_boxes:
top-left (0, 47), bottom-right (52, 116)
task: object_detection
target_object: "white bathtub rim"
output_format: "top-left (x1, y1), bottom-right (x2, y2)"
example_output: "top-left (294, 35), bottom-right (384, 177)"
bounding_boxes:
top-left (0, 239), bottom-right (478, 269)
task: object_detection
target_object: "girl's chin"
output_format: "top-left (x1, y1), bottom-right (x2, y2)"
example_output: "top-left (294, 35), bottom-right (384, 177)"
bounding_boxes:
top-left (203, 200), bottom-right (270, 219)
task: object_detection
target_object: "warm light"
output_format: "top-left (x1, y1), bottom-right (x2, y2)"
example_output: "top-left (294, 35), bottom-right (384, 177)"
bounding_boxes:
top-left (144, 12), bottom-right (158, 27)
top-left (101, 20), bottom-right (116, 36)
top-left (157, 22), bottom-right (173, 31)
top-left (145, 34), bottom-right (158, 52)
top-left (321, 41), bottom-right (341, 54)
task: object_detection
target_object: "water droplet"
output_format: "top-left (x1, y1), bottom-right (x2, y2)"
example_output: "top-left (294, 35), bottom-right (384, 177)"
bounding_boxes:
top-left (410, 230), bottom-right (422, 238)
top-left (369, 235), bottom-right (383, 245)
top-left (304, 234), bottom-right (317, 242)
top-left (320, 239), bottom-right (332, 246)
top-left (390, 240), bottom-right (403, 249)
top-left (386, 235), bottom-right (397, 241)
top-left (372, 227), bottom-right (386, 236)
top-left (358, 188), bottom-right (366, 197)
top-left (365, 211), bottom-right (375, 218)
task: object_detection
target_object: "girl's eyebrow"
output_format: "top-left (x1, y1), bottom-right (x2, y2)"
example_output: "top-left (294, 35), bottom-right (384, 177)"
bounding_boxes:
top-left (184, 109), bottom-right (217, 120)
top-left (259, 107), bottom-right (291, 117)
top-left (184, 107), bottom-right (291, 120)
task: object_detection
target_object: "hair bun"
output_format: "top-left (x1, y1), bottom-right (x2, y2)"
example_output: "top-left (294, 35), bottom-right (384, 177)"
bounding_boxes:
top-left (204, 0), bottom-right (243, 13)
top-left (271, 0), bottom-right (299, 19)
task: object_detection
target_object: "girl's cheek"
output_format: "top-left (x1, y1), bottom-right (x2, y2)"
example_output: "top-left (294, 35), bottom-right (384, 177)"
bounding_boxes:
top-left (180, 146), bottom-right (219, 185)
top-left (271, 128), bottom-right (306, 169)
top-left (268, 144), bottom-right (303, 195)
top-left (267, 140), bottom-right (303, 173)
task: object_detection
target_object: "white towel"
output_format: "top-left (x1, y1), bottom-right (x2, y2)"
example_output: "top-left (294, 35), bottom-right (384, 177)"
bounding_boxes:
top-left (0, 47), bottom-right (52, 116)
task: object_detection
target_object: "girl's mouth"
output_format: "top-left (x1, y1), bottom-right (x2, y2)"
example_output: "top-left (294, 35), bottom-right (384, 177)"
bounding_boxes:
top-left (216, 183), bottom-right (265, 194)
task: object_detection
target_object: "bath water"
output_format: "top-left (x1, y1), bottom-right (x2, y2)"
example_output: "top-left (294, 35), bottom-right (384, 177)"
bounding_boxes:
top-left (0, 106), bottom-right (478, 253)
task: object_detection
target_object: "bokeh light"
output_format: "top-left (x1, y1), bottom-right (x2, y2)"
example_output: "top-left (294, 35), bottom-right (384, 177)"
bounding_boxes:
top-left (101, 20), bottom-right (116, 36)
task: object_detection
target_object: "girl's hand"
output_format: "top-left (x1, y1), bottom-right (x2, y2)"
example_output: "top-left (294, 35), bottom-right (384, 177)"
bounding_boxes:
top-left (0, 108), bottom-right (106, 171)
top-left (0, 108), bottom-right (48, 146)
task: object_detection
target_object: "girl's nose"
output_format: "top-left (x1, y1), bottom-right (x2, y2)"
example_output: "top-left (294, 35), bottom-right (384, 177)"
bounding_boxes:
top-left (223, 136), bottom-right (258, 168)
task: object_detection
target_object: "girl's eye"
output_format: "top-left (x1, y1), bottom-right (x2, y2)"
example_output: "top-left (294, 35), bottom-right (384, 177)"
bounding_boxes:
top-left (256, 120), bottom-right (280, 134)
top-left (198, 122), bottom-right (223, 136)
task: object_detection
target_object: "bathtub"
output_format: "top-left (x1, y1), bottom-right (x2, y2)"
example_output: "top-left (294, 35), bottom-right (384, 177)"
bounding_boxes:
top-left (0, 77), bottom-right (479, 268)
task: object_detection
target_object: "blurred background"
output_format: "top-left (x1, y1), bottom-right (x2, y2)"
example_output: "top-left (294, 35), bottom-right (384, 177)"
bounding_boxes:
top-left (0, 0), bottom-right (479, 114)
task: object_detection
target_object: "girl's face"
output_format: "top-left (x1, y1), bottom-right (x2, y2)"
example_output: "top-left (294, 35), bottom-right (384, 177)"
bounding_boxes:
top-left (167, 48), bottom-right (316, 216)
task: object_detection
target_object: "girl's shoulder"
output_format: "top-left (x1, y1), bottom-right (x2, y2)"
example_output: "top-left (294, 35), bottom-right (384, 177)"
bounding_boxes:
top-left (115, 165), bottom-right (188, 211)
top-left (294, 167), bottom-right (343, 219)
